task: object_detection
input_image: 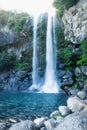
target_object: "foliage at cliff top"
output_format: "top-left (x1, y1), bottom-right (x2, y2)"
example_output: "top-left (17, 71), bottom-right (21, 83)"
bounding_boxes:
top-left (0, 10), bottom-right (33, 33)
top-left (53, 0), bottom-right (79, 17)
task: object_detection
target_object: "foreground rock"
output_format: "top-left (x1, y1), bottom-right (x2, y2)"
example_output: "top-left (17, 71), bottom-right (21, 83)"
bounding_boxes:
top-left (34, 117), bottom-right (47, 128)
top-left (77, 91), bottom-right (86, 100)
top-left (67, 97), bottom-right (85, 112)
top-left (8, 120), bottom-right (33, 130)
top-left (0, 123), bottom-right (6, 130)
top-left (54, 110), bottom-right (87, 130)
top-left (59, 106), bottom-right (70, 116)
top-left (44, 119), bottom-right (57, 130)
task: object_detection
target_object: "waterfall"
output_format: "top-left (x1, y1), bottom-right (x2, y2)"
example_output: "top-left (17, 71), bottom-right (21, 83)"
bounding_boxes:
top-left (30, 16), bottom-right (39, 91)
top-left (41, 13), bottom-right (59, 93)
top-left (53, 14), bottom-right (57, 72)
top-left (29, 0), bottom-right (60, 93)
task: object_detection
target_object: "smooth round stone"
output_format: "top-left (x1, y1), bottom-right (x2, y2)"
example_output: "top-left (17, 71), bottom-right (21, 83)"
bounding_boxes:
top-left (59, 106), bottom-right (70, 116)
top-left (67, 97), bottom-right (85, 112)
top-left (77, 91), bottom-right (86, 100)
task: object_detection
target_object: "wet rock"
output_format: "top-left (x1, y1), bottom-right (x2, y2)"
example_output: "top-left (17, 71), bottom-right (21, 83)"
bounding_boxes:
top-left (62, 78), bottom-right (73, 86)
top-left (59, 106), bottom-right (70, 116)
top-left (0, 70), bottom-right (32, 91)
top-left (77, 91), bottom-right (86, 100)
top-left (80, 66), bottom-right (87, 76)
top-left (67, 97), bottom-right (85, 112)
top-left (84, 84), bottom-right (87, 92)
top-left (58, 64), bottom-right (65, 69)
top-left (57, 70), bottom-right (66, 78)
top-left (69, 88), bottom-right (79, 96)
top-left (61, 86), bottom-right (71, 96)
top-left (75, 67), bottom-right (81, 77)
top-left (78, 82), bottom-right (84, 90)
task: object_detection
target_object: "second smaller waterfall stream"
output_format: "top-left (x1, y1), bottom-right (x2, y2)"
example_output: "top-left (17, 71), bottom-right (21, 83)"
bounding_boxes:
top-left (29, 16), bottom-right (39, 91)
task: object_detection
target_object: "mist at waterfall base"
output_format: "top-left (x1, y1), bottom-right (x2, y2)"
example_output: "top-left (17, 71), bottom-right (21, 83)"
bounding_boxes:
top-left (30, 3), bottom-right (61, 93)
top-left (0, 92), bottom-right (67, 120)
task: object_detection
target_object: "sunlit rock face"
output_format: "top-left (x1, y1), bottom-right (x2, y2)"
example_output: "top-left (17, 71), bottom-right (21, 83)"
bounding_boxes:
top-left (62, 0), bottom-right (87, 44)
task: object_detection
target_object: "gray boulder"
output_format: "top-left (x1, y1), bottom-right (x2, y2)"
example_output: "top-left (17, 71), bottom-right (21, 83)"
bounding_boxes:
top-left (84, 84), bottom-right (87, 92)
top-left (80, 66), bottom-right (87, 76)
top-left (34, 117), bottom-right (47, 128)
top-left (40, 127), bottom-right (47, 130)
top-left (77, 91), bottom-right (87, 100)
top-left (8, 120), bottom-right (33, 130)
top-left (59, 106), bottom-right (70, 116)
top-left (54, 110), bottom-right (87, 130)
top-left (62, 78), bottom-right (73, 86)
top-left (75, 67), bottom-right (81, 77)
top-left (69, 88), bottom-right (79, 96)
top-left (50, 110), bottom-right (59, 118)
top-left (67, 97), bottom-right (85, 112)
top-left (44, 119), bottom-right (57, 130)
top-left (0, 123), bottom-right (6, 130)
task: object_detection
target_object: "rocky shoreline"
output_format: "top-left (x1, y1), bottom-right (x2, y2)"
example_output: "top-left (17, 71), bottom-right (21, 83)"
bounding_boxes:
top-left (0, 88), bottom-right (87, 130)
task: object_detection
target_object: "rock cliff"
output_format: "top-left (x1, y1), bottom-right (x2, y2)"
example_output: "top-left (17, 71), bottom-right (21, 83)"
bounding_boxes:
top-left (62, 0), bottom-right (87, 44)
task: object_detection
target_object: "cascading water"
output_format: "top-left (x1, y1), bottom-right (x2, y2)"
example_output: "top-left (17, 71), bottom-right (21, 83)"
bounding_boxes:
top-left (30, 16), bottom-right (39, 91)
top-left (41, 13), bottom-right (59, 93)
top-left (30, 0), bottom-right (60, 93)
top-left (53, 14), bottom-right (57, 72)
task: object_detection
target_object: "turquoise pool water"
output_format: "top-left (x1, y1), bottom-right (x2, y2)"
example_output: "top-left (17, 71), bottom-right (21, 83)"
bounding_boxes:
top-left (0, 92), bottom-right (67, 120)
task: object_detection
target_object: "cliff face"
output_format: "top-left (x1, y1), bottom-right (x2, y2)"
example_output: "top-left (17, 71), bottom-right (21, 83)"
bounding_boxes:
top-left (62, 0), bottom-right (87, 44)
top-left (0, 11), bottom-right (47, 91)
top-left (0, 13), bottom-right (33, 58)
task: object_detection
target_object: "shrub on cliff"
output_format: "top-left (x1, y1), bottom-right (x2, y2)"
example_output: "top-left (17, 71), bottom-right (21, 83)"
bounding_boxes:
top-left (77, 38), bottom-right (87, 65)
top-left (8, 12), bottom-right (29, 32)
top-left (16, 50), bottom-right (32, 70)
top-left (58, 48), bottom-right (73, 67)
top-left (0, 51), bottom-right (16, 71)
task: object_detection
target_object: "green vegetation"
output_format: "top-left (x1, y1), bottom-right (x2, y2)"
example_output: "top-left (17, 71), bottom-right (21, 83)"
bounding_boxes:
top-left (0, 51), bottom-right (16, 71)
top-left (0, 49), bottom-right (32, 72)
top-left (8, 12), bottom-right (29, 32)
top-left (0, 10), bottom-right (33, 36)
top-left (72, 84), bottom-right (78, 89)
top-left (16, 50), bottom-right (32, 70)
top-left (58, 48), bottom-right (73, 66)
top-left (56, 27), bottom-right (75, 70)
top-left (77, 38), bottom-right (87, 66)
top-left (52, 113), bottom-right (62, 120)
top-left (53, 0), bottom-right (79, 17)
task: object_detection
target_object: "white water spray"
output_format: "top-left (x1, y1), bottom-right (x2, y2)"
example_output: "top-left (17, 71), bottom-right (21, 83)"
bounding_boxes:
top-left (41, 13), bottom-right (59, 93)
